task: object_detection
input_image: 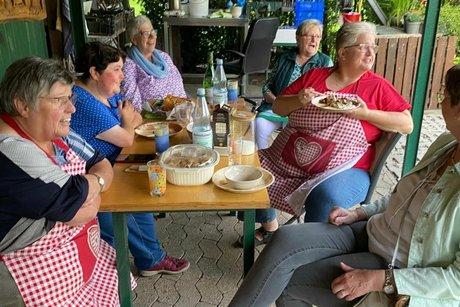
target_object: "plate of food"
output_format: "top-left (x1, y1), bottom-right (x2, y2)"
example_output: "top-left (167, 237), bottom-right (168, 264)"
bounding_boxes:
top-left (142, 95), bottom-right (193, 120)
top-left (311, 93), bottom-right (360, 112)
top-left (135, 122), bottom-right (183, 139)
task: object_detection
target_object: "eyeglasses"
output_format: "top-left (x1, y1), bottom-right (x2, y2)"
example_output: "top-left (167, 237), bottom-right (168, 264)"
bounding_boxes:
top-left (344, 43), bottom-right (379, 53)
top-left (299, 34), bottom-right (322, 40)
top-left (138, 29), bottom-right (158, 38)
top-left (40, 94), bottom-right (76, 108)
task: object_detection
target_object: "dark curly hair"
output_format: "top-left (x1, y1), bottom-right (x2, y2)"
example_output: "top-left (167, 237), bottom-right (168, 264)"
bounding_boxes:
top-left (445, 64), bottom-right (460, 107)
top-left (74, 42), bottom-right (126, 83)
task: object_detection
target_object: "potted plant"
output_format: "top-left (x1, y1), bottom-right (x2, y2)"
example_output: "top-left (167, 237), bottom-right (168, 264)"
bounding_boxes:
top-left (404, 12), bottom-right (423, 33)
top-left (383, 0), bottom-right (416, 27)
top-left (341, 0), bottom-right (364, 23)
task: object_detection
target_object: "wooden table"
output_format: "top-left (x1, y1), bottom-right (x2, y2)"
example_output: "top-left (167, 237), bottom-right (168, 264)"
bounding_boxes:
top-left (100, 128), bottom-right (270, 307)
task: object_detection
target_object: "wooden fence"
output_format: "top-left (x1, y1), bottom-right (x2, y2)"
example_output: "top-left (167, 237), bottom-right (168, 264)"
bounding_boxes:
top-left (374, 34), bottom-right (457, 109)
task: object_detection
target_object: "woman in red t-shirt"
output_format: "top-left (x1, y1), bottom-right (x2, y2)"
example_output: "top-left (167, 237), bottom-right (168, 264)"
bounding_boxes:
top-left (249, 22), bottom-right (413, 245)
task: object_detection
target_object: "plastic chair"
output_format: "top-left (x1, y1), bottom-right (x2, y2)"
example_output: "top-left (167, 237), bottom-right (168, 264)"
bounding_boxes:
top-left (284, 131), bottom-right (402, 225)
top-left (224, 17), bottom-right (280, 96)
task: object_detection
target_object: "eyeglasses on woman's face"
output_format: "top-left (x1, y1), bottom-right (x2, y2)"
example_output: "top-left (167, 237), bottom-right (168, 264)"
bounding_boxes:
top-left (299, 34), bottom-right (322, 41)
top-left (39, 94), bottom-right (76, 108)
top-left (344, 43), bottom-right (379, 54)
top-left (138, 29), bottom-right (158, 38)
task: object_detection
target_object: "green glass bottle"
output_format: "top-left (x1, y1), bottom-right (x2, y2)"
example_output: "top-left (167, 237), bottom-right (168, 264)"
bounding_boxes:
top-left (203, 51), bottom-right (215, 105)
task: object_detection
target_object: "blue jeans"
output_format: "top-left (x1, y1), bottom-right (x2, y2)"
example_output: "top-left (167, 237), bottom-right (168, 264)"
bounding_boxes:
top-left (304, 168), bottom-right (370, 222)
top-left (98, 212), bottom-right (165, 270)
top-left (237, 208), bottom-right (277, 224)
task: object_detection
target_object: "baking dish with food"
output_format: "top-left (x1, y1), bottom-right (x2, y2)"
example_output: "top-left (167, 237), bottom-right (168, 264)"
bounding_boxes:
top-left (159, 144), bottom-right (220, 185)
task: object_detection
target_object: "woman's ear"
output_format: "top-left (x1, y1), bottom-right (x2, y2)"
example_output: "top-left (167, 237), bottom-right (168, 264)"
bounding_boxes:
top-left (89, 66), bottom-right (99, 81)
top-left (337, 48), bottom-right (346, 61)
top-left (14, 98), bottom-right (30, 118)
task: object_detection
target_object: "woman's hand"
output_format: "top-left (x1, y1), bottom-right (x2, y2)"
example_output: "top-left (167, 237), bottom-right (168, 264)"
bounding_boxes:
top-left (119, 99), bottom-right (137, 126)
top-left (273, 87), bottom-right (319, 116)
top-left (331, 262), bottom-right (385, 301)
top-left (328, 206), bottom-right (366, 226)
top-left (297, 87), bottom-right (318, 108)
top-left (344, 96), bottom-right (369, 120)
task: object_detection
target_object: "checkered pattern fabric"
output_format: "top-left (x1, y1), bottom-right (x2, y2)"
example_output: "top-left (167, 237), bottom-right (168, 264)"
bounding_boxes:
top-left (259, 104), bottom-right (368, 216)
top-left (2, 143), bottom-right (136, 306)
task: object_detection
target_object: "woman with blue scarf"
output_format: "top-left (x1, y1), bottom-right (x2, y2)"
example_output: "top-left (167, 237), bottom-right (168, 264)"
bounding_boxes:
top-left (121, 15), bottom-right (187, 112)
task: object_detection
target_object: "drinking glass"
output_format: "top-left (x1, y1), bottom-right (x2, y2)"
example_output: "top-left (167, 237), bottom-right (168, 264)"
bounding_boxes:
top-left (228, 134), bottom-right (243, 166)
top-left (147, 160), bottom-right (166, 196)
top-left (153, 123), bottom-right (169, 156)
top-left (173, 101), bottom-right (194, 127)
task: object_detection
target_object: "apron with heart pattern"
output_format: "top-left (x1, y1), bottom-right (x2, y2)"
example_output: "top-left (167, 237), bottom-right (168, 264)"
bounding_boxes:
top-left (0, 113), bottom-right (136, 306)
top-left (259, 104), bottom-right (369, 216)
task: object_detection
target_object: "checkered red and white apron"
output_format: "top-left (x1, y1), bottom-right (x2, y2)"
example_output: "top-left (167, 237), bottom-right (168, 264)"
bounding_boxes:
top-left (259, 103), bottom-right (369, 216)
top-left (1, 114), bottom-right (136, 306)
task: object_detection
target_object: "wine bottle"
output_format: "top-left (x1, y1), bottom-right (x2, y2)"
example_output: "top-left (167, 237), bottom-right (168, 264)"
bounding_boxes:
top-left (203, 52), bottom-right (215, 106)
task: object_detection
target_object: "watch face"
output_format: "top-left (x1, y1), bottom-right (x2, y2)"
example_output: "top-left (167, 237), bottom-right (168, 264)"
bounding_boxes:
top-left (384, 285), bottom-right (394, 294)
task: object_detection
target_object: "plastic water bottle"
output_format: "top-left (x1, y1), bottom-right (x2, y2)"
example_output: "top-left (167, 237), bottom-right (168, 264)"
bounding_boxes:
top-left (213, 58), bottom-right (227, 107)
top-left (192, 88), bottom-right (213, 149)
top-left (203, 52), bottom-right (215, 105)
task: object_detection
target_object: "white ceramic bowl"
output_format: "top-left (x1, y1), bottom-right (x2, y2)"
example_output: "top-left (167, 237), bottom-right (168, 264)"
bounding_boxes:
top-left (159, 144), bottom-right (220, 185)
top-left (224, 165), bottom-right (263, 190)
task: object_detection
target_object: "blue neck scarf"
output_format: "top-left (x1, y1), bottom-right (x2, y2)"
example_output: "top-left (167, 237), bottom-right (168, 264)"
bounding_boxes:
top-left (128, 46), bottom-right (169, 79)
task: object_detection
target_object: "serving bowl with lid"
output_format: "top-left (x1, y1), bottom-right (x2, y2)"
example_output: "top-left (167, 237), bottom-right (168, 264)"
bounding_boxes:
top-left (159, 144), bottom-right (220, 185)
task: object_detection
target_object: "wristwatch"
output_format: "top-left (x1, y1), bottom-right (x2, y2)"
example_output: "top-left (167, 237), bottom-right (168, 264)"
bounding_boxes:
top-left (383, 269), bottom-right (395, 294)
top-left (92, 173), bottom-right (105, 193)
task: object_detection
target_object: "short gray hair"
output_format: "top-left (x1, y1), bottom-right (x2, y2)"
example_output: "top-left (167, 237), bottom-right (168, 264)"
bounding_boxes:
top-left (0, 57), bottom-right (74, 115)
top-left (126, 15), bottom-right (153, 40)
top-left (296, 19), bottom-right (323, 37)
top-left (335, 22), bottom-right (376, 50)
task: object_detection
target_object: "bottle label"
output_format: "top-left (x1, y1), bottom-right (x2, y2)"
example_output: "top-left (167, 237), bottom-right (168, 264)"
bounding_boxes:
top-left (193, 130), bottom-right (213, 148)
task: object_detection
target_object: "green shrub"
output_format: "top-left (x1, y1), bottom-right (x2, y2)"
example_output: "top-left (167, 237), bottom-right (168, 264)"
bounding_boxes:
top-left (405, 12), bottom-right (423, 22)
top-left (439, 3), bottom-right (460, 60)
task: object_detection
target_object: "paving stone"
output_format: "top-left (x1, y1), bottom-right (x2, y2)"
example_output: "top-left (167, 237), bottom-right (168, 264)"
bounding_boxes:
top-left (173, 279), bottom-right (202, 307)
top-left (201, 223), bottom-right (223, 241)
top-left (196, 257), bottom-right (222, 284)
top-left (196, 279), bottom-right (223, 305)
top-left (153, 278), bottom-right (180, 305)
top-left (199, 238), bottom-right (223, 259)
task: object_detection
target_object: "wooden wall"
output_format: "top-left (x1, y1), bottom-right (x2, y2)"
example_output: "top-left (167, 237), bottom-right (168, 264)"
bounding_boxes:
top-left (0, 20), bottom-right (48, 79)
top-left (374, 34), bottom-right (457, 109)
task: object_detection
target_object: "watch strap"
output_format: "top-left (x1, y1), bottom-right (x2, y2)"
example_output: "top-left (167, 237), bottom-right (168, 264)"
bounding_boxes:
top-left (91, 173), bottom-right (104, 192)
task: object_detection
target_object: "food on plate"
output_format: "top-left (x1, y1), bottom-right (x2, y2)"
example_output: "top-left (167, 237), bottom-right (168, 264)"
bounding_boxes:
top-left (162, 95), bottom-right (190, 111)
top-left (163, 152), bottom-right (213, 168)
top-left (319, 95), bottom-right (359, 109)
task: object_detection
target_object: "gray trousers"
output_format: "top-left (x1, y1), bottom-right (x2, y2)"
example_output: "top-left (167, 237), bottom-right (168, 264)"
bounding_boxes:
top-left (229, 222), bottom-right (387, 307)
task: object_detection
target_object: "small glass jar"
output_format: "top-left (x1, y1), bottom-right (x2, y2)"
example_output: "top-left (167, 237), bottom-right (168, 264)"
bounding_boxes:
top-left (231, 110), bottom-right (256, 156)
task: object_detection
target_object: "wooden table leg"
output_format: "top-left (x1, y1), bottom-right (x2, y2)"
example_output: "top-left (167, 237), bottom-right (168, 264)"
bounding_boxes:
top-left (243, 209), bottom-right (255, 276)
top-left (113, 212), bottom-right (133, 307)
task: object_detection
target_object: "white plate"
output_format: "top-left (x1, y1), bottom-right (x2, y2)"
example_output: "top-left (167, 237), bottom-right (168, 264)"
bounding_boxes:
top-left (212, 166), bottom-right (274, 193)
top-left (135, 122), bottom-right (183, 139)
top-left (311, 95), bottom-right (360, 112)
